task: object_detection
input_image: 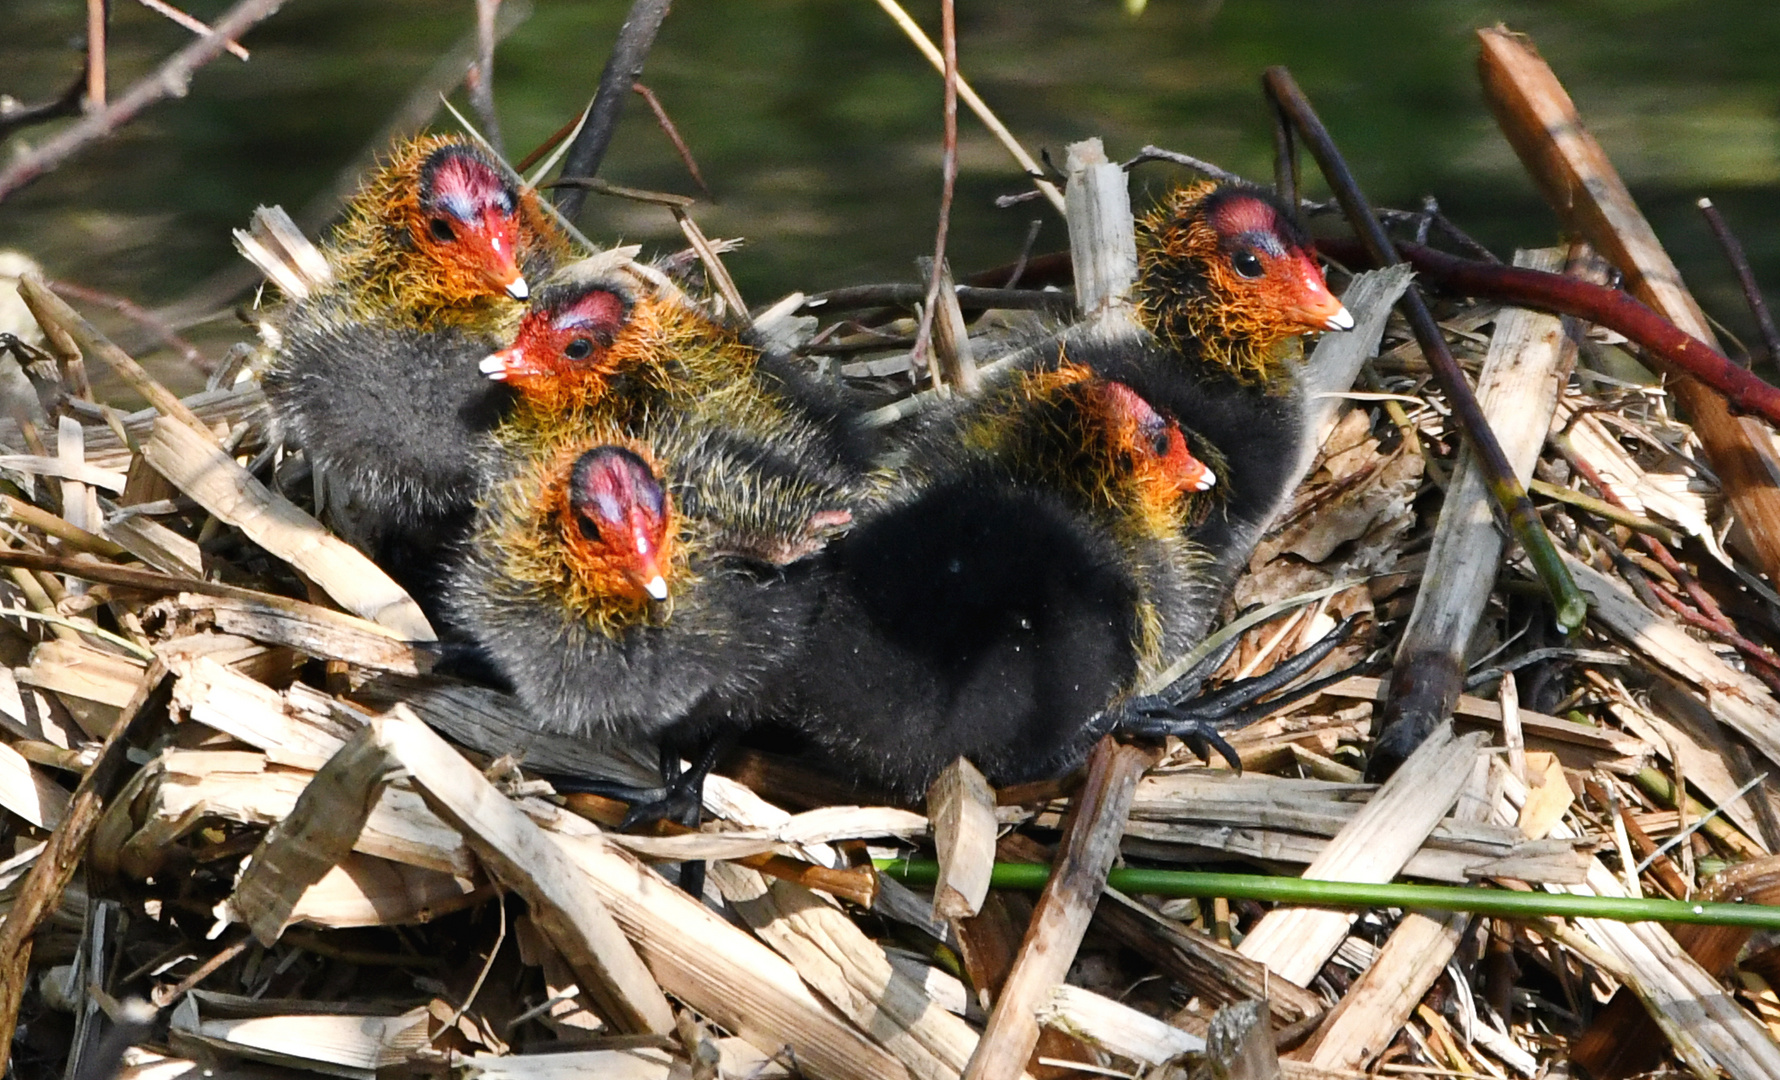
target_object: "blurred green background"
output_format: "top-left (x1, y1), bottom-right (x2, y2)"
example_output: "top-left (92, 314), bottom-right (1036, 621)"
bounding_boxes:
top-left (3, 0), bottom-right (1779, 386)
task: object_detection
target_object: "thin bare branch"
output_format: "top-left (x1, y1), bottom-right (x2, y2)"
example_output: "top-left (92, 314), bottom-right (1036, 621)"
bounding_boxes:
top-left (909, 0), bottom-right (959, 384)
top-left (466, 0), bottom-right (504, 155)
top-left (86, 0), bottom-right (107, 107)
top-left (133, 0), bottom-right (252, 60)
top-left (872, 0), bottom-right (1065, 216)
top-left (632, 82), bottom-right (710, 198)
top-left (0, 0), bottom-right (288, 204)
top-left (553, 0), bottom-right (672, 220)
top-left (48, 279), bottom-right (211, 373)
top-left (1697, 197), bottom-right (1780, 366)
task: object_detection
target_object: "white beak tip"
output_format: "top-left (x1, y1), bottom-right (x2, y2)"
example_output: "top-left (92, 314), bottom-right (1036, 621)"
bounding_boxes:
top-left (1197, 471), bottom-right (1217, 491)
top-left (479, 355), bottom-right (509, 379)
top-left (1325, 305), bottom-right (1355, 332)
top-left (644, 575), bottom-right (669, 601)
top-left (506, 277), bottom-right (530, 301)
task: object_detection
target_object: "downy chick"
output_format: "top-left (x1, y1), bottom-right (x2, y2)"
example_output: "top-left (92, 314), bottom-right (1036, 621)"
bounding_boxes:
top-left (446, 415), bottom-right (855, 785)
top-left (260, 135), bottom-right (574, 608)
top-left (786, 364), bottom-right (1217, 795)
top-left (1067, 180), bottom-right (1351, 591)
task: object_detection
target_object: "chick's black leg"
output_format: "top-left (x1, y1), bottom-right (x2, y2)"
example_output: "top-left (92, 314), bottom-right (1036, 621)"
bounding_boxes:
top-left (1113, 615), bottom-right (1366, 770)
top-left (621, 735), bottom-right (731, 832)
top-left (548, 734), bottom-right (733, 897)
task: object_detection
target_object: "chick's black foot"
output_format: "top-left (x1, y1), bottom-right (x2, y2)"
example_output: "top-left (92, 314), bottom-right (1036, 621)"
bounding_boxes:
top-left (1112, 615), bottom-right (1368, 771)
top-left (551, 738), bottom-right (724, 831)
top-left (549, 737), bottom-right (732, 897)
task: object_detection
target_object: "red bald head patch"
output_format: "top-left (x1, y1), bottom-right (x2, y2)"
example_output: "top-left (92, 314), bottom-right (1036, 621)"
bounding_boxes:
top-left (1206, 194), bottom-right (1284, 242)
top-left (1099, 381), bottom-right (1216, 495)
top-left (566, 446), bottom-right (672, 602)
top-left (414, 145), bottom-right (527, 299)
top-left (481, 285), bottom-right (632, 384)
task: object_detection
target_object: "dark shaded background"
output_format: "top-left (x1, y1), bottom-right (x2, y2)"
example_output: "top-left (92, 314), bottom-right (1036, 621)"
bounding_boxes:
top-left (3, 0), bottom-right (1778, 389)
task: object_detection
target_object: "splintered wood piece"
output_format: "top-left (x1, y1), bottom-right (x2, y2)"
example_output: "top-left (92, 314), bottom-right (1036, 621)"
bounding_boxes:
top-left (1064, 138), bottom-right (1139, 331)
top-left (1037, 984), bottom-right (1203, 1066)
top-left (166, 653), bottom-right (361, 769)
top-left (929, 756), bottom-right (996, 922)
top-left (370, 708), bottom-right (675, 1036)
top-left (1203, 1000), bottom-right (1282, 1080)
top-left (143, 420), bottom-right (435, 640)
top-left (233, 205), bottom-right (332, 301)
top-left (462, 1047), bottom-right (677, 1080)
top-left (174, 592), bottom-right (433, 674)
top-left (913, 257), bottom-right (979, 395)
top-left (0, 660), bottom-right (167, 1058)
top-left (0, 739), bottom-right (70, 828)
top-left (1387, 247), bottom-right (1575, 732)
top-left (96, 748), bottom-right (471, 879)
top-left (1477, 27), bottom-right (1780, 585)
top-left (16, 274), bottom-right (209, 433)
top-left (963, 737), bottom-right (1151, 1080)
top-left (0, 454), bottom-right (123, 491)
top-left (714, 863), bottom-right (997, 1080)
top-left (22, 638), bottom-right (146, 709)
top-left (1563, 552), bottom-right (1780, 770)
top-left (57, 415), bottom-right (97, 541)
top-left (1294, 756), bottom-right (1491, 1069)
top-left (1237, 724), bottom-right (1487, 986)
top-left (230, 722), bottom-right (408, 943)
top-left (282, 853), bottom-right (483, 929)
top-left (103, 509), bottom-right (203, 577)
top-left (1094, 890), bottom-right (1323, 1025)
top-left (537, 815), bottom-right (914, 1080)
top-left (168, 1002), bottom-right (430, 1077)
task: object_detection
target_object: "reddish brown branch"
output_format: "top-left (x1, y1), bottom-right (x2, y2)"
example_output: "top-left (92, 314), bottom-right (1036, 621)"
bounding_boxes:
top-left (515, 107), bottom-right (583, 174)
top-left (1320, 237), bottom-right (1780, 428)
top-left (632, 82), bottom-right (710, 199)
top-left (909, 0), bottom-right (959, 382)
top-left (48, 279), bottom-right (211, 372)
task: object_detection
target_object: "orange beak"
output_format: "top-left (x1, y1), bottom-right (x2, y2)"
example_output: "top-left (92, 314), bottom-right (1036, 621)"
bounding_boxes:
top-left (1279, 252), bottom-right (1353, 333)
top-left (479, 346), bottom-right (529, 382)
top-left (476, 209), bottom-right (529, 300)
top-left (625, 509), bottom-right (669, 601)
top-left (1177, 455), bottom-right (1217, 493)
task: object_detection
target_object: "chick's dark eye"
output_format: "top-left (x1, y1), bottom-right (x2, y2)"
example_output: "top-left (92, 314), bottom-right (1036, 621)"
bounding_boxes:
top-left (563, 338), bottom-right (595, 362)
top-left (1150, 429), bottom-right (1172, 457)
top-left (575, 514), bottom-right (602, 542)
top-left (428, 218), bottom-right (456, 243)
top-left (1230, 249), bottom-right (1264, 279)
